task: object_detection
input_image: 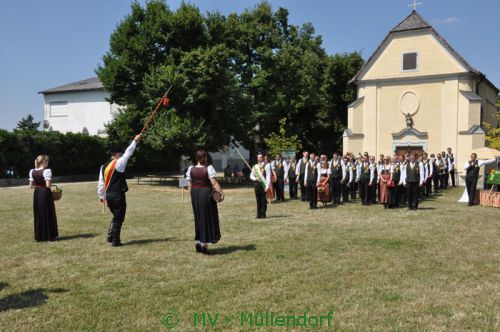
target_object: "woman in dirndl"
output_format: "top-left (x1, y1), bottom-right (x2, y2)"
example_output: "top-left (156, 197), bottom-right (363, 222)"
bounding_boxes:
top-left (379, 156), bottom-right (392, 209)
top-left (29, 155), bottom-right (58, 241)
top-left (186, 150), bottom-right (224, 254)
top-left (316, 156), bottom-right (331, 207)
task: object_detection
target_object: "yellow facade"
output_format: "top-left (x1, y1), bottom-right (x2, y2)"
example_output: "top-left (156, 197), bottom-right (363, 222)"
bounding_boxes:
top-left (343, 12), bottom-right (498, 180)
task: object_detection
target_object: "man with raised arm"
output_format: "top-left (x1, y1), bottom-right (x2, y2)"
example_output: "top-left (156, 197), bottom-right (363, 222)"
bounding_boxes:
top-left (98, 134), bottom-right (142, 246)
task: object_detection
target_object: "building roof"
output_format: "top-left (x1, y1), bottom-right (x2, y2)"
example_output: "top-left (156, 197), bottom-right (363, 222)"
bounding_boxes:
top-left (391, 10), bottom-right (431, 32)
top-left (349, 11), bottom-right (498, 93)
top-left (39, 77), bottom-right (104, 94)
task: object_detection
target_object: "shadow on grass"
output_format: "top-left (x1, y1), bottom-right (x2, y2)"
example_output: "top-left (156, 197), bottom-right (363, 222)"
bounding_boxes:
top-left (418, 207), bottom-right (436, 210)
top-left (0, 282), bottom-right (8, 291)
top-left (0, 288), bottom-right (68, 312)
top-left (56, 233), bottom-right (98, 241)
top-left (125, 237), bottom-right (175, 246)
top-left (265, 215), bottom-right (291, 219)
top-left (209, 244), bottom-right (256, 255)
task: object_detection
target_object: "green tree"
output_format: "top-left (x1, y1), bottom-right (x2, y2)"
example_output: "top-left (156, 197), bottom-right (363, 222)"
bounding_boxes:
top-left (97, 0), bottom-right (363, 163)
top-left (97, 1), bottom-right (240, 156)
top-left (483, 94), bottom-right (500, 150)
top-left (264, 118), bottom-right (302, 156)
top-left (15, 114), bottom-right (40, 132)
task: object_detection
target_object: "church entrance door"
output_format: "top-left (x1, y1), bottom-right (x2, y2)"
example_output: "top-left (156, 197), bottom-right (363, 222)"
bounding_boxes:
top-left (395, 145), bottom-right (424, 157)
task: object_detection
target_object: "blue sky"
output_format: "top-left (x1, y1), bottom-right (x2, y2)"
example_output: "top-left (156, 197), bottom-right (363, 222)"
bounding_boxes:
top-left (0, 0), bottom-right (498, 130)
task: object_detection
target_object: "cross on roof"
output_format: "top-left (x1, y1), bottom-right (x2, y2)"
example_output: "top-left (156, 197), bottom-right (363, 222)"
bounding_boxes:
top-left (409, 0), bottom-right (423, 11)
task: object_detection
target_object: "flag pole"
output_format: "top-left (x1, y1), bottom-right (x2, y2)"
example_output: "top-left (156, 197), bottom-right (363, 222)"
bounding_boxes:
top-left (230, 143), bottom-right (266, 190)
top-left (140, 85), bottom-right (173, 135)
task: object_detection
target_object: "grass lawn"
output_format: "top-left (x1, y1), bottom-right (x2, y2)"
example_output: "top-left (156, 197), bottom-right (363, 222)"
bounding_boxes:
top-left (0, 182), bottom-right (499, 331)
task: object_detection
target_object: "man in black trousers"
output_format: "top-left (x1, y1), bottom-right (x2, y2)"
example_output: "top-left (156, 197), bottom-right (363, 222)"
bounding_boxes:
top-left (98, 134), bottom-right (142, 246)
top-left (296, 151), bottom-right (309, 201)
top-left (463, 153), bottom-right (496, 206)
top-left (329, 152), bottom-right (342, 206)
top-left (357, 155), bottom-right (373, 205)
top-left (271, 154), bottom-right (286, 202)
top-left (286, 157), bottom-right (298, 199)
top-left (305, 152), bottom-right (318, 209)
top-left (250, 152), bottom-right (272, 218)
top-left (447, 147), bottom-right (456, 187)
top-left (403, 153), bottom-right (424, 210)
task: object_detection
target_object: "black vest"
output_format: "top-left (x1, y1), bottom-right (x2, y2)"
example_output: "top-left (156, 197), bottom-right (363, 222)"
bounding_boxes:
top-left (306, 161), bottom-right (318, 183)
top-left (330, 160), bottom-right (342, 178)
top-left (352, 162), bottom-right (357, 177)
top-left (466, 161), bottom-right (480, 181)
top-left (372, 163), bottom-right (378, 180)
top-left (289, 162), bottom-right (297, 178)
top-left (102, 160), bottom-right (128, 194)
top-left (359, 163), bottom-right (370, 181)
top-left (298, 159), bottom-right (307, 175)
top-left (274, 160), bottom-right (285, 177)
top-left (392, 163), bottom-right (401, 183)
top-left (406, 162), bottom-right (420, 183)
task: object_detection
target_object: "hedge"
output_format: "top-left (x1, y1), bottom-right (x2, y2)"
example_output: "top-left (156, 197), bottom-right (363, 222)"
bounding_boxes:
top-left (0, 130), bottom-right (178, 179)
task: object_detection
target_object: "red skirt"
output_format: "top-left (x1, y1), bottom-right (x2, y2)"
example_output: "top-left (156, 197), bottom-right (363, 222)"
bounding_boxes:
top-left (317, 176), bottom-right (331, 203)
top-left (379, 174), bottom-right (390, 204)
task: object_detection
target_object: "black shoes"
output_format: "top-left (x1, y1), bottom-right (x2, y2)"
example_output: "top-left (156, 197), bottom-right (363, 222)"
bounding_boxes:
top-left (111, 242), bottom-right (123, 247)
top-left (195, 243), bottom-right (209, 255)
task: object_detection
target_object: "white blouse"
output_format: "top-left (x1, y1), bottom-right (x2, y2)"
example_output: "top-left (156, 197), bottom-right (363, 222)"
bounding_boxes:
top-left (185, 165), bottom-right (217, 181)
top-left (29, 168), bottom-right (53, 181)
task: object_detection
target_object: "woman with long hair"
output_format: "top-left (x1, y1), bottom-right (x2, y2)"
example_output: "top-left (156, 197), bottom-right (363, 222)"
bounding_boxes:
top-left (29, 155), bottom-right (58, 241)
top-left (186, 150), bottom-right (224, 254)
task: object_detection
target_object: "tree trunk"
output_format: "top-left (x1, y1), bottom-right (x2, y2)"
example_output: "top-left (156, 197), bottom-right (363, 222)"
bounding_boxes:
top-left (253, 121), bottom-right (262, 159)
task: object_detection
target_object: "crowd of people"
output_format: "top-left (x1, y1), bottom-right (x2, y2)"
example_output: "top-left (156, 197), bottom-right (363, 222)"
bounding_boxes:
top-left (249, 148), bottom-right (464, 218)
top-left (27, 130), bottom-right (495, 257)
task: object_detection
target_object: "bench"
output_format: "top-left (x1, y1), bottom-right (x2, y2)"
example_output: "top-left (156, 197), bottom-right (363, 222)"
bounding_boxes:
top-left (136, 175), bottom-right (170, 185)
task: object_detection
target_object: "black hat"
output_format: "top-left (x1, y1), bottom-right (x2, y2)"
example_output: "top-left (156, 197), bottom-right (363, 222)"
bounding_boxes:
top-left (108, 144), bottom-right (123, 154)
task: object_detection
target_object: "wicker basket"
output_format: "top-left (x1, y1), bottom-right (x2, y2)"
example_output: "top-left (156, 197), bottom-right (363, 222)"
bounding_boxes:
top-left (51, 185), bottom-right (63, 201)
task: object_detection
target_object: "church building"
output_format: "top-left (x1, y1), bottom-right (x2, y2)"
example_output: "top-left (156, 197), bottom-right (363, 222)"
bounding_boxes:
top-left (343, 10), bottom-right (498, 170)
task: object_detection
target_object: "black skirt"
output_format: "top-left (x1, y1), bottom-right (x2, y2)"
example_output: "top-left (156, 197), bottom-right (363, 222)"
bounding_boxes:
top-left (388, 185), bottom-right (399, 206)
top-left (191, 187), bottom-right (221, 244)
top-left (33, 187), bottom-right (58, 241)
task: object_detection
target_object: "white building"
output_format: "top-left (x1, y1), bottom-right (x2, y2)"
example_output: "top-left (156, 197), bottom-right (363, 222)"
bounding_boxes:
top-left (39, 77), bottom-right (118, 136)
top-left (209, 144), bottom-right (250, 171)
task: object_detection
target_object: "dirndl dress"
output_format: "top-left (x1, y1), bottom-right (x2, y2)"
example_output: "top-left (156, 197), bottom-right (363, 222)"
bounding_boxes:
top-left (30, 169), bottom-right (58, 241)
top-left (189, 166), bottom-right (221, 244)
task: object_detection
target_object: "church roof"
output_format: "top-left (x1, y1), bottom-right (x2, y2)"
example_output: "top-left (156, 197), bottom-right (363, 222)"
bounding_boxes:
top-left (39, 77), bottom-right (104, 94)
top-left (391, 10), bottom-right (431, 32)
top-left (350, 11), bottom-right (498, 92)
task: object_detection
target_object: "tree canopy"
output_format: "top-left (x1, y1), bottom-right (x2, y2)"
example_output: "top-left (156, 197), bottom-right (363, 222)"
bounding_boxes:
top-left (97, 0), bottom-right (363, 161)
